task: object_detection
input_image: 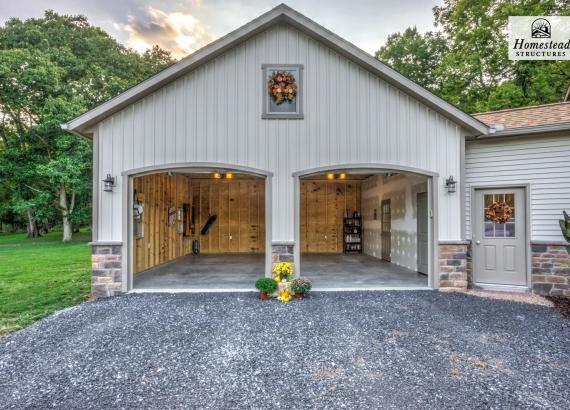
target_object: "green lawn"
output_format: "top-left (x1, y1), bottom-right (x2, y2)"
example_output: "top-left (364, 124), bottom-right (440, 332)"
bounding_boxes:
top-left (0, 229), bottom-right (92, 335)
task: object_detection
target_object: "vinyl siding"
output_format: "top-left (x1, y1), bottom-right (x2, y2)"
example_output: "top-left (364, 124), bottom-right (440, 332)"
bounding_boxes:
top-left (465, 133), bottom-right (570, 242)
top-left (96, 24), bottom-right (464, 242)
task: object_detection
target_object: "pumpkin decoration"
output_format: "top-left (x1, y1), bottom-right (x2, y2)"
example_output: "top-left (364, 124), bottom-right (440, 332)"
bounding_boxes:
top-left (485, 201), bottom-right (513, 224)
top-left (267, 70), bottom-right (297, 105)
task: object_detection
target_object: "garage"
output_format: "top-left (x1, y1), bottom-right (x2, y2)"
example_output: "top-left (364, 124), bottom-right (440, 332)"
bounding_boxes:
top-left (298, 169), bottom-right (431, 289)
top-left (131, 170), bottom-right (267, 290)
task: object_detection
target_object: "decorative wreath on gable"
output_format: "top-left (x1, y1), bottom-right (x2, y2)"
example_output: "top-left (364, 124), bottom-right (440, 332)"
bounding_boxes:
top-left (267, 71), bottom-right (297, 105)
top-left (485, 201), bottom-right (513, 224)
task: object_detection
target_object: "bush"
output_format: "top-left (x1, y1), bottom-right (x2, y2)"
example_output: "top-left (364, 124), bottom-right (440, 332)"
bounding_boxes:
top-left (291, 277), bottom-right (312, 294)
top-left (255, 277), bottom-right (278, 293)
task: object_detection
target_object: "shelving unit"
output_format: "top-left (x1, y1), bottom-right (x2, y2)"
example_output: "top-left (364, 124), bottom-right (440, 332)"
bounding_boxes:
top-left (343, 216), bottom-right (362, 253)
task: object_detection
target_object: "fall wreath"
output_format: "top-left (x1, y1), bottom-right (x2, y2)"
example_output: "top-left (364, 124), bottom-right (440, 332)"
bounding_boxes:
top-left (267, 71), bottom-right (297, 105)
top-left (485, 201), bottom-right (513, 224)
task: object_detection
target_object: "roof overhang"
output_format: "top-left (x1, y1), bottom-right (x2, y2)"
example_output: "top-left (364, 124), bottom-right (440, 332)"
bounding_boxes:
top-left (61, 3), bottom-right (489, 138)
top-left (473, 122), bottom-right (570, 139)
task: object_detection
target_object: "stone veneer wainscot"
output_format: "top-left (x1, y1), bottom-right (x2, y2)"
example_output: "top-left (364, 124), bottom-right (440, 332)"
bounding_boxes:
top-left (438, 241), bottom-right (469, 290)
top-left (531, 242), bottom-right (570, 297)
top-left (91, 242), bottom-right (123, 299)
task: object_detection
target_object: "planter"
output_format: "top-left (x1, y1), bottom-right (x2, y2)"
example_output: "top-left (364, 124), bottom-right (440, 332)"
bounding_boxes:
top-left (294, 293), bottom-right (305, 299)
top-left (259, 292), bottom-right (269, 300)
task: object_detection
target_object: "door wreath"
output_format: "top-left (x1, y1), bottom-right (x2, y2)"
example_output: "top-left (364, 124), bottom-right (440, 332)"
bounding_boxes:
top-left (267, 71), bottom-right (297, 105)
top-left (485, 201), bottom-right (513, 224)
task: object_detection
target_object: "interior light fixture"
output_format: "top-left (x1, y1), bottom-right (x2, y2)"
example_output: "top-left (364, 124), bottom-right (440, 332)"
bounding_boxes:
top-left (225, 172), bottom-right (234, 179)
top-left (339, 173), bottom-right (346, 180)
top-left (327, 173), bottom-right (335, 180)
top-left (213, 172), bottom-right (222, 179)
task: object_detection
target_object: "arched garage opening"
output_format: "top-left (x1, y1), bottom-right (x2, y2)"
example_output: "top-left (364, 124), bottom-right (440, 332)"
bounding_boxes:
top-left (294, 165), bottom-right (436, 289)
top-left (124, 163), bottom-right (271, 291)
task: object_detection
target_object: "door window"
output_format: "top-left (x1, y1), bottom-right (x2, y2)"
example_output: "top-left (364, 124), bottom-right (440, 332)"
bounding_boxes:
top-left (483, 193), bottom-right (516, 238)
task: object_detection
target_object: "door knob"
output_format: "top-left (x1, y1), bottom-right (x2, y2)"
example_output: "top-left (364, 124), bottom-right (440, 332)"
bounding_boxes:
top-left (475, 240), bottom-right (481, 245)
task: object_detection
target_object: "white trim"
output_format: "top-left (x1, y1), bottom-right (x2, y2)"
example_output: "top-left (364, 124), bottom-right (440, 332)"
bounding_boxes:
top-left (62, 4), bottom-right (487, 136)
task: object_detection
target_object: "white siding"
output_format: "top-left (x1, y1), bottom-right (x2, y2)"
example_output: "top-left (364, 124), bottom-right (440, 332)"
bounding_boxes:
top-left (465, 133), bottom-right (570, 241)
top-left (96, 24), bottom-right (464, 242)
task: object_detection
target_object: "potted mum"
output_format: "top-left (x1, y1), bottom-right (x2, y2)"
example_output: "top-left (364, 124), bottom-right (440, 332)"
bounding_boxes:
top-left (291, 277), bottom-right (312, 299)
top-left (273, 262), bottom-right (293, 282)
top-left (255, 277), bottom-right (278, 300)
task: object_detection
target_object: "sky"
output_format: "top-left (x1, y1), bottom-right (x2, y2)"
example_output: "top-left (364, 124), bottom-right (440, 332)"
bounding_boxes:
top-left (0, 0), bottom-right (443, 59)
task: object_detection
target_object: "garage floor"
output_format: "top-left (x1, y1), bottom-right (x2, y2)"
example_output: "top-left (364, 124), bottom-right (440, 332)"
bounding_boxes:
top-left (133, 253), bottom-right (428, 290)
top-left (302, 253), bottom-right (428, 289)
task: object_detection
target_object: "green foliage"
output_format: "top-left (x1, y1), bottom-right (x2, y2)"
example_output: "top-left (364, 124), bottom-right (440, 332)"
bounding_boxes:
top-left (291, 277), bottom-right (312, 294)
top-left (0, 229), bottom-right (92, 334)
top-left (0, 10), bottom-right (175, 240)
top-left (255, 277), bottom-right (278, 293)
top-left (376, 0), bottom-right (570, 113)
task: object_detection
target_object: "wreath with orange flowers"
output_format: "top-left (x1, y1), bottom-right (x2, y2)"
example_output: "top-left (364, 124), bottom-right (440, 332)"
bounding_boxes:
top-left (485, 201), bottom-right (513, 224)
top-left (267, 71), bottom-right (297, 105)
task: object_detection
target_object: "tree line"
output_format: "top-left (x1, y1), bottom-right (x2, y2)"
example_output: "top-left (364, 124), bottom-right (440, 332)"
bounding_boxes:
top-left (1, 1), bottom-right (569, 242)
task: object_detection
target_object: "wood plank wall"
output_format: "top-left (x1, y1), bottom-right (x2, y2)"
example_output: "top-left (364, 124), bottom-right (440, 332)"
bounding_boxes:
top-left (300, 180), bottom-right (361, 253)
top-left (134, 174), bottom-right (265, 273)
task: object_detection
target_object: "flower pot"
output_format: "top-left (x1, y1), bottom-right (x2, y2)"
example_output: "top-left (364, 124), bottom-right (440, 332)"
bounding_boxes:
top-left (259, 292), bottom-right (269, 300)
top-left (294, 293), bottom-right (305, 299)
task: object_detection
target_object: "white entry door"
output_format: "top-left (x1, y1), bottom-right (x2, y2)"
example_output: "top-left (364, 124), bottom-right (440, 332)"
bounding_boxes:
top-left (416, 192), bottom-right (429, 274)
top-left (473, 188), bottom-right (527, 287)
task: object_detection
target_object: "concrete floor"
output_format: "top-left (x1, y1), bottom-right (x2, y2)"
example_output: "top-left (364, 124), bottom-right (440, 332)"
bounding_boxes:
top-left (134, 253), bottom-right (264, 290)
top-left (302, 253), bottom-right (428, 289)
top-left (133, 253), bottom-right (428, 290)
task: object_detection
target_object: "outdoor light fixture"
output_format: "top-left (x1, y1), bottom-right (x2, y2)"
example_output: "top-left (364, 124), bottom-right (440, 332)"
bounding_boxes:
top-left (103, 174), bottom-right (115, 192)
top-left (213, 172), bottom-right (222, 179)
top-left (445, 176), bottom-right (457, 193)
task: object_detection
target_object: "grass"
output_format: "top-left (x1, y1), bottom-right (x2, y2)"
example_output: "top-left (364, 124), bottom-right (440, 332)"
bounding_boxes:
top-left (0, 229), bottom-right (92, 335)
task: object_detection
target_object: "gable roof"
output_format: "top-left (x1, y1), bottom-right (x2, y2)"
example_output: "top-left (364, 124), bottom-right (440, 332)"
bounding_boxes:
top-left (62, 3), bottom-right (488, 137)
top-left (473, 102), bottom-right (570, 137)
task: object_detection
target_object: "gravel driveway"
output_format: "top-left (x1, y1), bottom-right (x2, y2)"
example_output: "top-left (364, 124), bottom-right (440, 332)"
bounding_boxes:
top-left (1, 291), bottom-right (569, 409)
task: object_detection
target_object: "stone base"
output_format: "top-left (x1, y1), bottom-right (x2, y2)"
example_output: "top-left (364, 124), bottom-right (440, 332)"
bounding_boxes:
top-left (91, 243), bottom-right (124, 299)
top-left (438, 241), bottom-right (469, 290)
top-left (271, 243), bottom-right (294, 274)
top-left (531, 243), bottom-right (570, 297)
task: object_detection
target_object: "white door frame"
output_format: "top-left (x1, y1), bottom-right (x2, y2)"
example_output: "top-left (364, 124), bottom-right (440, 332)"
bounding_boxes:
top-left (121, 162), bottom-right (273, 292)
top-left (292, 163), bottom-right (439, 289)
top-left (470, 183), bottom-right (531, 291)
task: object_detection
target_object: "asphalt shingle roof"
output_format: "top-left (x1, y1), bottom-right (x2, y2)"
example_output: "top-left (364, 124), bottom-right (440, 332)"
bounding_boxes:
top-left (473, 102), bottom-right (570, 130)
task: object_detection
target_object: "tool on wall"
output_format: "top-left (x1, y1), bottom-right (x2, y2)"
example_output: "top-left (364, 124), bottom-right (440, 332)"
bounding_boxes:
top-left (201, 214), bottom-right (218, 235)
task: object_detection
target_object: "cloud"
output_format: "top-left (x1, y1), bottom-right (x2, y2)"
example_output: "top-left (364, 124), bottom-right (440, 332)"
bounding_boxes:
top-left (114, 5), bottom-right (216, 58)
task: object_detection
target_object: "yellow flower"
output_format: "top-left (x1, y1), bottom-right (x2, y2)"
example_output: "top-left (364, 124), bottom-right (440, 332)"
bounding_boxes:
top-left (278, 290), bottom-right (292, 302)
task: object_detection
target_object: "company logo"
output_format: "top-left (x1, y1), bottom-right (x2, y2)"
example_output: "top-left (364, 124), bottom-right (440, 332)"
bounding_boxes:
top-left (509, 16), bottom-right (570, 60)
top-left (531, 18), bottom-right (551, 38)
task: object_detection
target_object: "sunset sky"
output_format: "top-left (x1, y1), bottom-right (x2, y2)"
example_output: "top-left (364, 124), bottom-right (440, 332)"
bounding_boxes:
top-left (0, 0), bottom-right (442, 59)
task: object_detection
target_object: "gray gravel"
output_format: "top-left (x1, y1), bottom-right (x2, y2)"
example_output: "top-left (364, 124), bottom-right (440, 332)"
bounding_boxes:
top-left (1, 291), bottom-right (569, 409)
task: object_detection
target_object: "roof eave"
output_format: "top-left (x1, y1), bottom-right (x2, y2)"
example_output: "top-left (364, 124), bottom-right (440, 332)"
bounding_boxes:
top-left (62, 3), bottom-right (488, 136)
top-left (475, 122), bottom-right (570, 139)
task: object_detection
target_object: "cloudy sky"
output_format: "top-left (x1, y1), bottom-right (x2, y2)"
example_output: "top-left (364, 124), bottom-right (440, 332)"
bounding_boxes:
top-left (0, 0), bottom-right (442, 59)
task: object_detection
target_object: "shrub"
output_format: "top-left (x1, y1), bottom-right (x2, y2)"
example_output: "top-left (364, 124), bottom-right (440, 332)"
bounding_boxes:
top-left (255, 277), bottom-right (278, 293)
top-left (291, 277), bottom-right (312, 294)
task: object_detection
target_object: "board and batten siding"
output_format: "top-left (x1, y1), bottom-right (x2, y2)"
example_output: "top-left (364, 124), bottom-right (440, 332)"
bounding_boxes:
top-left (95, 24), bottom-right (465, 243)
top-left (465, 133), bottom-right (570, 242)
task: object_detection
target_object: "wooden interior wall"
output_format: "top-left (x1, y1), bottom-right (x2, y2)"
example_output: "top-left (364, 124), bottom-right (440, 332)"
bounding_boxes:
top-left (300, 180), bottom-right (361, 253)
top-left (134, 174), bottom-right (265, 273)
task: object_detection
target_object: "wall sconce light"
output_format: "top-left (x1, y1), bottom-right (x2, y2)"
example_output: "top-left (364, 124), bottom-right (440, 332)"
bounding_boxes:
top-left (326, 173), bottom-right (335, 180)
top-left (213, 172), bottom-right (222, 179)
top-left (445, 176), bottom-right (457, 193)
top-left (339, 173), bottom-right (346, 180)
top-left (103, 174), bottom-right (115, 192)
top-left (225, 172), bottom-right (233, 180)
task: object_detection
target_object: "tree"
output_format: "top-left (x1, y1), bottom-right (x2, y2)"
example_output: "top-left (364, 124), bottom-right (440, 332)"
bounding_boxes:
top-left (0, 11), bottom-right (174, 241)
top-left (376, 0), bottom-right (570, 113)
top-left (376, 28), bottom-right (449, 92)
